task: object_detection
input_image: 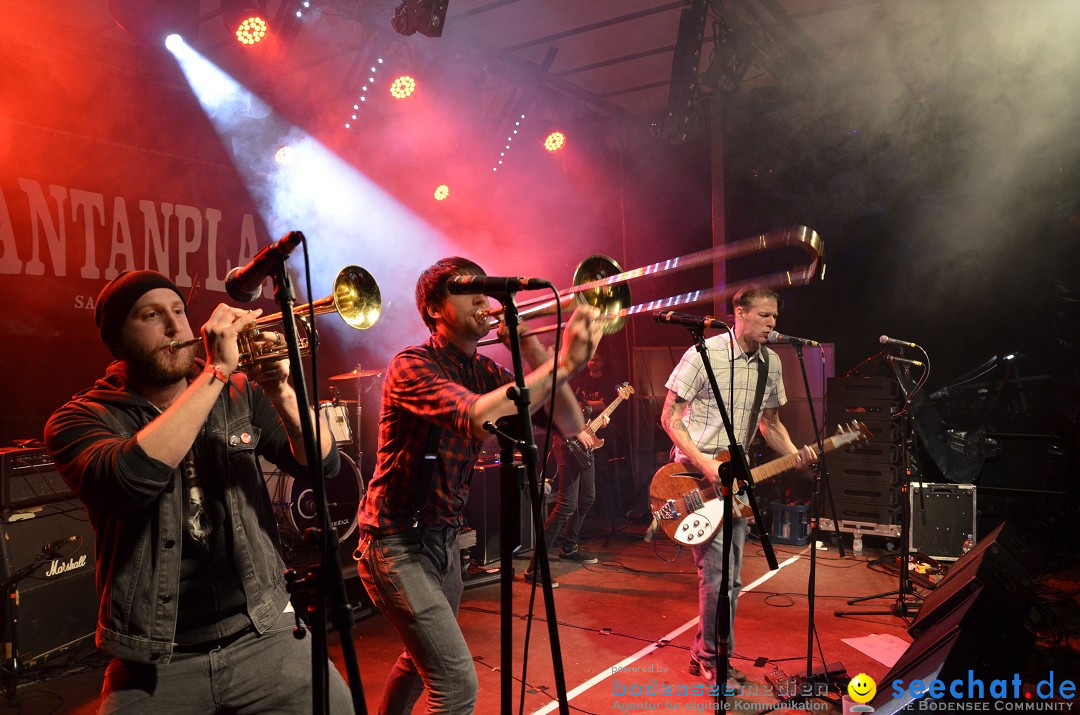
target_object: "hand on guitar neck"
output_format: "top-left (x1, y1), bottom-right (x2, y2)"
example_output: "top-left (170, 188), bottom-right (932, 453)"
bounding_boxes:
top-left (693, 443), bottom-right (817, 491)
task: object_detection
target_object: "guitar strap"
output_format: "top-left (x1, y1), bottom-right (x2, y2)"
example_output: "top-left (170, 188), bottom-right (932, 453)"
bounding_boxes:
top-left (744, 347), bottom-right (770, 448)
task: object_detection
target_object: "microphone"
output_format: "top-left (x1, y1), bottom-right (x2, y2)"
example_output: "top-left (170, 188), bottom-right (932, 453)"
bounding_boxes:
top-left (225, 231), bottom-right (304, 302)
top-left (768, 330), bottom-right (820, 347)
top-left (887, 355), bottom-right (926, 368)
top-left (41, 535), bottom-right (78, 554)
top-left (653, 311), bottom-right (728, 330)
top-left (880, 335), bottom-right (919, 348)
top-left (446, 275), bottom-right (550, 295)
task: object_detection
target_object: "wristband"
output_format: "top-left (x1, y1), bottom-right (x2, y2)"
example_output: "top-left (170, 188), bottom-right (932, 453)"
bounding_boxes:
top-left (206, 364), bottom-right (231, 385)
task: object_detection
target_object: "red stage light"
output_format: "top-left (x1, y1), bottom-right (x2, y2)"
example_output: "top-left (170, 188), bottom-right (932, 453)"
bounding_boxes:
top-left (544, 131), bottom-right (566, 152)
top-left (433, 184), bottom-right (449, 201)
top-left (390, 76), bottom-right (417, 99)
top-left (236, 16), bottom-right (268, 45)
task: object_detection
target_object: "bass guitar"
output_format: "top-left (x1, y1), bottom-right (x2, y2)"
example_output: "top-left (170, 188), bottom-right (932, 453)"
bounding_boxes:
top-left (649, 421), bottom-right (871, 546)
top-left (564, 382), bottom-right (634, 465)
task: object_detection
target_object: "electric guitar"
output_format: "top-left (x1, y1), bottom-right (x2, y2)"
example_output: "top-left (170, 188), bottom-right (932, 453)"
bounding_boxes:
top-left (564, 383), bottom-right (634, 465)
top-left (649, 421), bottom-right (871, 546)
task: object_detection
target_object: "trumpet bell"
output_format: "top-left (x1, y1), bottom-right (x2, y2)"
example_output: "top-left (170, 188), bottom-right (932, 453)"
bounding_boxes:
top-left (333, 265), bottom-right (382, 330)
top-left (573, 255), bottom-right (630, 335)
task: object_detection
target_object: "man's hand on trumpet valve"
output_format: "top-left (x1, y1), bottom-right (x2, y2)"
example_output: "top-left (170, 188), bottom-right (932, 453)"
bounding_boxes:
top-left (200, 304), bottom-right (263, 375)
top-left (246, 330), bottom-right (292, 396)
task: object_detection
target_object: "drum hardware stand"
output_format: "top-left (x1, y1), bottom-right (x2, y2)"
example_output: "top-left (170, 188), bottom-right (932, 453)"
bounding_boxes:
top-left (482, 287), bottom-right (570, 715)
top-left (261, 245), bottom-right (367, 715)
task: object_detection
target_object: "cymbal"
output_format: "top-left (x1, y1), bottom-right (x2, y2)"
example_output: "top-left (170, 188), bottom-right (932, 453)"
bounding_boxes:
top-left (329, 368), bottom-right (383, 381)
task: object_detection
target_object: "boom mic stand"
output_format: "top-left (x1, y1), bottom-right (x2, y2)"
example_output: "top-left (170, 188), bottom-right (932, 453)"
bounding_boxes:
top-left (835, 357), bottom-right (922, 621)
top-left (481, 290), bottom-right (570, 715)
top-left (761, 341), bottom-right (841, 712)
top-left (266, 252), bottom-right (367, 715)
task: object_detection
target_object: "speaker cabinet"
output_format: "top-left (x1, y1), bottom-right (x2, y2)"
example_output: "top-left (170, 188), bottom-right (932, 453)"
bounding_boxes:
top-left (463, 466), bottom-right (536, 566)
top-left (909, 482), bottom-right (976, 560)
top-left (908, 521), bottom-right (1032, 639)
top-left (869, 587), bottom-right (1033, 715)
top-left (0, 500), bottom-right (97, 667)
top-left (870, 521), bottom-right (1035, 715)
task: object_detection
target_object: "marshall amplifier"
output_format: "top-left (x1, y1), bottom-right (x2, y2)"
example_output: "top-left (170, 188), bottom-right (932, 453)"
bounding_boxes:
top-left (0, 448), bottom-right (74, 509)
top-left (1, 499), bottom-right (97, 668)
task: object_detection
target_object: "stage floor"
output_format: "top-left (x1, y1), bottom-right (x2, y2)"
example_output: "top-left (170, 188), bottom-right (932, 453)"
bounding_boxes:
top-left (4, 518), bottom-right (1078, 714)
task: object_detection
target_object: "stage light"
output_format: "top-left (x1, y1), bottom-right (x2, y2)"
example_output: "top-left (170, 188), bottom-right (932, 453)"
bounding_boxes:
top-left (391, 0), bottom-right (450, 38)
top-left (390, 76), bottom-right (416, 99)
top-left (544, 131), bottom-right (566, 152)
top-left (433, 184), bottom-right (449, 201)
top-left (235, 16), bottom-right (268, 46)
top-left (274, 146), bottom-right (295, 165)
top-left (221, 1), bottom-right (269, 46)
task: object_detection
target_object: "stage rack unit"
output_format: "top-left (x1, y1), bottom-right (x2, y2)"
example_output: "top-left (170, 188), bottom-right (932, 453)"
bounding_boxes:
top-left (820, 376), bottom-right (910, 538)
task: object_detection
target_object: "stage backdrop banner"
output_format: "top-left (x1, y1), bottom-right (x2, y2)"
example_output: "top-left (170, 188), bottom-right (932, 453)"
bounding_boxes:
top-left (0, 18), bottom-right (278, 443)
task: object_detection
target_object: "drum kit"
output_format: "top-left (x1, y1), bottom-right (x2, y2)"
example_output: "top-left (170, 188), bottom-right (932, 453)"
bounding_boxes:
top-left (263, 364), bottom-right (383, 545)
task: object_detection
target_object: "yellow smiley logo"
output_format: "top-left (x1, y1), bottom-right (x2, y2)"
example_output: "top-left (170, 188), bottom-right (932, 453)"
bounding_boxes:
top-left (848, 673), bottom-right (877, 704)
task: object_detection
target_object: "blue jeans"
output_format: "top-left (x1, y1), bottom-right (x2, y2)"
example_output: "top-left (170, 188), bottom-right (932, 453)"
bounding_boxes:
top-left (691, 517), bottom-right (749, 671)
top-left (99, 609), bottom-right (353, 713)
top-left (356, 528), bottom-right (478, 715)
top-left (543, 438), bottom-right (597, 553)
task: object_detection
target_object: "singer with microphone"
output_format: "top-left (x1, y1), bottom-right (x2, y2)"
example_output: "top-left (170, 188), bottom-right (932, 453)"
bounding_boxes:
top-left (44, 269), bottom-right (352, 712)
top-left (354, 257), bottom-right (603, 714)
top-left (659, 285), bottom-right (816, 691)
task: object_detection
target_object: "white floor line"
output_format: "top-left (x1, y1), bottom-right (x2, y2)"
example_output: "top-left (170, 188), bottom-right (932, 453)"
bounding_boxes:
top-left (530, 550), bottom-right (807, 715)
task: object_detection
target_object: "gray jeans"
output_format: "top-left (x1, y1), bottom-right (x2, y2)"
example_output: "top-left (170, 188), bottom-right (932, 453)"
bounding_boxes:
top-left (357, 528), bottom-right (478, 715)
top-left (543, 438), bottom-right (597, 553)
top-left (99, 609), bottom-right (353, 713)
top-left (691, 517), bottom-right (749, 670)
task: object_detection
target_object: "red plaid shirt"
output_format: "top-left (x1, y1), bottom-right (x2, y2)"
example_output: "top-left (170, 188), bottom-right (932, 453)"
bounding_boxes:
top-left (357, 333), bottom-right (512, 534)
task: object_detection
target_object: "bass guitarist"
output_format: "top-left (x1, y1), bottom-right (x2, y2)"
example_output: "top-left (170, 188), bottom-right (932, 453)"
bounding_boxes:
top-left (660, 285), bottom-right (815, 691)
top-left (524, 362), bottom-right (616, 585)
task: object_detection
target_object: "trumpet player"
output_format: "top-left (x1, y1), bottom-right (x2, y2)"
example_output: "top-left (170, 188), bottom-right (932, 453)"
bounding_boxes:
top-left (355, 257), bottom-right (603, 714)
top-left (44, 270), bottom-right (351, 713)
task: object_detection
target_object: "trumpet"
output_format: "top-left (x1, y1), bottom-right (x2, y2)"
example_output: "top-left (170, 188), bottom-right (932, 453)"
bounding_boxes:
top-left (476, 225), bottom-right (823, 346)
top-left (169, 265), bottom-right (382, 368)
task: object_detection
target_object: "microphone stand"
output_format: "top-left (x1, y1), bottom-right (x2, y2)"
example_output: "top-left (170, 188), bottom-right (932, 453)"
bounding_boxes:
top-left (835, 357), bottom-right (921, 620)
top-left (760, 342), bottom-right (840, 712)
top-left (482, 291), bottom-right (569, 715)
top-left (683, 327), bottom-right (779, 710)
top-left (268, 261), bottom-right (367, 715)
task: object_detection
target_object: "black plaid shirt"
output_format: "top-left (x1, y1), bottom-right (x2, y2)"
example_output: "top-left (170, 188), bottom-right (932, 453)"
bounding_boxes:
top-left (357, 333), bottom-right (512, 534)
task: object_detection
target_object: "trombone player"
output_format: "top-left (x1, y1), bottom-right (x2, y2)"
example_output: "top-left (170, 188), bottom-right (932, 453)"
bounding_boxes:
top-left (45, 270), bottom-right (352, 712)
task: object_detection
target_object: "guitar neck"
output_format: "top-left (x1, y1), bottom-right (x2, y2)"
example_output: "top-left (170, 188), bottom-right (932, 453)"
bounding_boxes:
top-left (696, 432), bottom-right (852, 495)
top-left (587, 394), bottom-right (625, 433)
top-left (751, 433), bottom-right (848, 482)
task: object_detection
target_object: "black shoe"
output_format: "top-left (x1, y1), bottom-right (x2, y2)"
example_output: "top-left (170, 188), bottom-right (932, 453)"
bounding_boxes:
top-left (522, 567), bottom-right (559, 588)
top-left (559, 548), bottom-right (598, 564)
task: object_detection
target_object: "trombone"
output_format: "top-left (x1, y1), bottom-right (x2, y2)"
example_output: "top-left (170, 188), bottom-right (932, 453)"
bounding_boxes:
top-left (477, 225), bottom-right (823, 346)
top-left (169, 265), bottom-right (382, 368)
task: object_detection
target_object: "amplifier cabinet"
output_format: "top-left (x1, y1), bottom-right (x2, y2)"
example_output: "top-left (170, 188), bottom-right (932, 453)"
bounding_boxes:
top-left (0, 499), bottom-right (98, 667)
top-left (463, 466), bottom-right (536, 566)
top-left (0, 448), bottom-right (74, 509)
top-left (909, 482), bottom-right (976, 561)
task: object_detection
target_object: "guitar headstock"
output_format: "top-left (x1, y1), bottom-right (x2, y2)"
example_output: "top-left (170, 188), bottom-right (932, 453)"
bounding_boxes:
top-left (616, 382), bottom-right (635, 399)
top-left (833, 420), bottom-right (872, 448)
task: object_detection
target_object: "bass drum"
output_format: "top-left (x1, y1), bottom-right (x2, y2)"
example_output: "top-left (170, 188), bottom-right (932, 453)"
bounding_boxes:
top-left (262, 454), bottom-right (365, 543)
